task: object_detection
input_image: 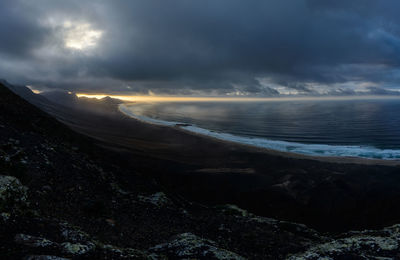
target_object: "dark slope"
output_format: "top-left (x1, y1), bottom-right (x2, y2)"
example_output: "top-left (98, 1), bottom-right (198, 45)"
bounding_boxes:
top-left (10, 81), bottom-right (400, 233)
top-left (0, 82), bottom-right (324, 259)
top-left (2, 81), bottom-right (400, 259)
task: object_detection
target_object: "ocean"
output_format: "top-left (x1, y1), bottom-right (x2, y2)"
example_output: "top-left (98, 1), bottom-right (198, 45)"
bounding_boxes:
top-left (119, 99), bottom-right (400, 160)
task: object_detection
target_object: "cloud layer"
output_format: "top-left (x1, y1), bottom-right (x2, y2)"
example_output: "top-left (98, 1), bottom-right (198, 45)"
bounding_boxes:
top-left (1, 0), bottom-right (400, 96)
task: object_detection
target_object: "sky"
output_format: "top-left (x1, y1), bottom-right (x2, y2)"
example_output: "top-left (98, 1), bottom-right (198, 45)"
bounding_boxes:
top-left (1, 0), bottom-right (400, 97)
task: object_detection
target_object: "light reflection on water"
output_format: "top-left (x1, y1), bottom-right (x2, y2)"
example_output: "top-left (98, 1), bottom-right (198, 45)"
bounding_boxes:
top-left (122, 100), bottom-right (400, 159)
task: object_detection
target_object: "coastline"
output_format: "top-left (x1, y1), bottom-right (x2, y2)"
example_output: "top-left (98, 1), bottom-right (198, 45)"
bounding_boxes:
top-left (119, 103), bottom-right (400, 167)
top-left (24, 90), bottom-right (400, 233)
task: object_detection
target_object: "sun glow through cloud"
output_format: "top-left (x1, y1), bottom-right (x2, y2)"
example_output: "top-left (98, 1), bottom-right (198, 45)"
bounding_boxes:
top-left (63, 21), bottom-right (103, 50)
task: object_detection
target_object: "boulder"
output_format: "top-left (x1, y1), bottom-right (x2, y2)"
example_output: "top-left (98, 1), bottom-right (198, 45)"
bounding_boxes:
top-left (60, 242), bottom-right (95, 256)
top-left (287, 224), bottom-right (400, 259)
top-left (149, 232), bottom-right (245, 259)
top-left (24, 256), bottom-right (70, 260)
top-left (97, 244), bottom-right (149, 259)
top-left (214, 204), bottom-right (251, 217)
top-left (15, 234), bottom-right (55, 248)
top-left (0, 175), bottom-right (28, 213)
top-left (137, 192), bottom-right (173, 208)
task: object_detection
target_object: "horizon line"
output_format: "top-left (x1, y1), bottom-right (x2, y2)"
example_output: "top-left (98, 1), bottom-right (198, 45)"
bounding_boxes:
top-left (76, 93), bottom-right (400, 102)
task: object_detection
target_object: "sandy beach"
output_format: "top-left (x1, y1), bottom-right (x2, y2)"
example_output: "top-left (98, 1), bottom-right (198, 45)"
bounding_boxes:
top-left (118, 103), bottom-right (400, 167)
top-left (35, 99), bottom-right (400, 232)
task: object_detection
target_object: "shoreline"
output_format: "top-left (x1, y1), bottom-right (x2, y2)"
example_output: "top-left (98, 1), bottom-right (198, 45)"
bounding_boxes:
top-left (21, 88), bottom-right (400, 233)
top-left (118, 103), bottom-right (400, 167)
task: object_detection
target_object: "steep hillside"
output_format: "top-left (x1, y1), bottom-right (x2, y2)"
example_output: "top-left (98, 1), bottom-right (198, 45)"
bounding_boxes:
top-left (1, 82), bottom-right (400, 259)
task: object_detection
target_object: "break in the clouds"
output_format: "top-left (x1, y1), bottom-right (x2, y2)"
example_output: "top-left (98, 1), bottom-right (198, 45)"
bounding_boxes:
top-left (1, 0), bottom-right (400, 96)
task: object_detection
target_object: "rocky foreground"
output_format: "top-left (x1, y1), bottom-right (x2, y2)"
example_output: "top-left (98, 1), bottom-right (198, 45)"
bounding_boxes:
top-left (1, 82), bottom-right (400, 259)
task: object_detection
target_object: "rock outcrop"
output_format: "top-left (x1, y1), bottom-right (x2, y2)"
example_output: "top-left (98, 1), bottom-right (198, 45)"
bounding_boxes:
top-left (288, 224), bottom-right (400, 259)
top-left (0, 175), bottom-right (28, 214)
top-left (150, 232), bottom-right (245, 259)
top-left (137, 192), bottom-right (173, 208)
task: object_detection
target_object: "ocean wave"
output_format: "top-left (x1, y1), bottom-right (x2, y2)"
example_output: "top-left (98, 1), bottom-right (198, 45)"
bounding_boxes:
top-left (119, 104), bottom-right (400, 160)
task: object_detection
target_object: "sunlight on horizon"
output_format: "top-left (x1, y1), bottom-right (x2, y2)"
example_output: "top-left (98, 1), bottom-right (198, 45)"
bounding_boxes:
top-left (76, 93), bottom-right (400, 102)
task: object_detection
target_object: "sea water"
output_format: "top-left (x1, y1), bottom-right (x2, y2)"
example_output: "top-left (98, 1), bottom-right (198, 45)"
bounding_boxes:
top-left (119, 99), bottom-right (400, 160)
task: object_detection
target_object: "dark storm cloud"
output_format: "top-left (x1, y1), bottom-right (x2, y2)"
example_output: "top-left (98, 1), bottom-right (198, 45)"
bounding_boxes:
top-left (1, 0), bottom-right (400, 95)
top-left (0, 0), bottom-right (49, 58)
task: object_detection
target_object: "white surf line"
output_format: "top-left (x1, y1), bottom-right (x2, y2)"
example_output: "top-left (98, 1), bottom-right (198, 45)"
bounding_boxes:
top-left (118, 104), bottom-right (400, 160)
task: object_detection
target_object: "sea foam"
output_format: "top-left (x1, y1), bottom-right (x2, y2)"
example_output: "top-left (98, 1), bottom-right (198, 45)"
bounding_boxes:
top-left (119, 104), bottom-right (400, 160)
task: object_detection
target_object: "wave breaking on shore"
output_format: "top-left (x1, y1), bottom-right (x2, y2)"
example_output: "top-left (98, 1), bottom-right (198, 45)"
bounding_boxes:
top-left (119, 104), bottom-right (400, 160)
